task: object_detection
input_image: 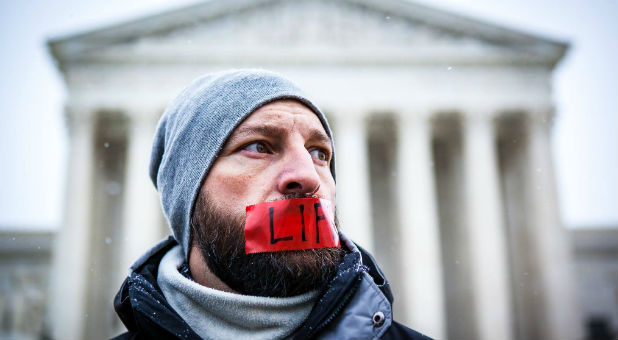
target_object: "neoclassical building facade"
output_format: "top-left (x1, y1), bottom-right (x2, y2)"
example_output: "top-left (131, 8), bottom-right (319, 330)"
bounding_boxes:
top-left (48, 0), bottom-right (582, 339)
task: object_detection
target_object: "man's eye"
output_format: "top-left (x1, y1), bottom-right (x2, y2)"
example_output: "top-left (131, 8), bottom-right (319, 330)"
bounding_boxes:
top-left (244, 142), bottom-right (269, 153)
top-left (310, 149), bottom-right (328, 162)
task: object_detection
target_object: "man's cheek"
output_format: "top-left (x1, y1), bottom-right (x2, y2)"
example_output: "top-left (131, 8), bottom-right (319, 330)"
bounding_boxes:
top-left (319, 173), bottom-right (336, 202)
top-left (210, 165), bottom-right (256, 194)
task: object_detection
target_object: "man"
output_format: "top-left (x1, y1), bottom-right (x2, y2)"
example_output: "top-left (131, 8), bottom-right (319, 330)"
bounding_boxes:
top-left (112, 69), bottom-right (431, 339)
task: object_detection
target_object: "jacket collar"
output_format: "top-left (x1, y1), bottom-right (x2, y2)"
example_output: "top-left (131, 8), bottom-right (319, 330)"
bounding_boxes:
top-left (288, 233), bottom-right (393, 339)
top-left (114, 233), bottom-right (393, 339)
top-left (114, 236), bottom-right (200, 339)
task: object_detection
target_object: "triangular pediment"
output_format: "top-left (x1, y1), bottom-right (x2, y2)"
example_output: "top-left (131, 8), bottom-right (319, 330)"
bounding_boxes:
top-left (49, 0), bottom-right (567, 67)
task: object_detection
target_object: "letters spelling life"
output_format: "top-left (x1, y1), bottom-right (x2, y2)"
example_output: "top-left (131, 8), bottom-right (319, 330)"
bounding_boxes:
top-left (244, 198), bottom-right (340, 254)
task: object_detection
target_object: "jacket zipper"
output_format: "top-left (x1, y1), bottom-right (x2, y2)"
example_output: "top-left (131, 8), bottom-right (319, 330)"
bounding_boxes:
top-left (308, 274), bottom-right (363, 337)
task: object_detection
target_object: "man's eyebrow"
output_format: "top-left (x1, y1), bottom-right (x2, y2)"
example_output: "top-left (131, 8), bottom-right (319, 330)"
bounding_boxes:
top-left (305, 127), bottom-right (332, 147)
top-left (228, 124), bottom-right (332, 146)
top-left (230, 125), bottom-right (286, 140)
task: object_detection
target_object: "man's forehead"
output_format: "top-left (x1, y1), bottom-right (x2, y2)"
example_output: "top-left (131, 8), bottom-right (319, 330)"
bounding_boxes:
top-left (231, 99), bottom-right (331, 140)
top-left (248, 99), bottom-right (320, 120)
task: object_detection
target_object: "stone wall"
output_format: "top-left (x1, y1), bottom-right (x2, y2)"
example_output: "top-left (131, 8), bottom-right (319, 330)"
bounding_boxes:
top-left (572, 228), bottom-right (618, 340)
top-left (0, 230), bottom-right (53, 340)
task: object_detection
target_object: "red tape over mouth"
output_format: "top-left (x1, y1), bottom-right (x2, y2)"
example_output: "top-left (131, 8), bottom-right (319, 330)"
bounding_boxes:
top-left (244, 198), bottom-right (340, 254)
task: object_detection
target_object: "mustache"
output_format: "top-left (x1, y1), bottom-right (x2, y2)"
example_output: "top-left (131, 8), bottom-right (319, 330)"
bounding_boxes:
top-left (266, 191), bottom-right (323, 202)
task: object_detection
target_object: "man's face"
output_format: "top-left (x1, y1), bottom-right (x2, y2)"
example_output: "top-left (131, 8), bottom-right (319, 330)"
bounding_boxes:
top-left (202, 99), bottom-right (336, 215)
top-left (191, 99), bottom-right (342, 297)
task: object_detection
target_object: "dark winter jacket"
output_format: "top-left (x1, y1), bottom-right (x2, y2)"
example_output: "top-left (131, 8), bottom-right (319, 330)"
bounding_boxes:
top-left (111, 235), bottom-right (432, 340)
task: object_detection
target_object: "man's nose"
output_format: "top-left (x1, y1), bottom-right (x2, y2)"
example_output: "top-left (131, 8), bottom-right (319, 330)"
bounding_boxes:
top-left (277, 145), bottom-right (321, 196)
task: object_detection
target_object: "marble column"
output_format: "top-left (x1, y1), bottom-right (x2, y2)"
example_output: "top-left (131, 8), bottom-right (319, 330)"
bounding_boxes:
top-left (48, 106), bottom-right (95, 340)
top-left (120, 109), bottom-right (165, 276)
top-left (396, 111), bottom-right (446, 339)
top-left (333, 109), bottom-right (374, 253)
top-left (523, 109), bottom-right (582, 340)
top-left (461, 111), bottom-right (513, 340)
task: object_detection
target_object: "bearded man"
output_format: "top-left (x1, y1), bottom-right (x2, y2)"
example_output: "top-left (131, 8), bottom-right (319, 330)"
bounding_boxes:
top-left (111, 70), bottom-right (431, 340)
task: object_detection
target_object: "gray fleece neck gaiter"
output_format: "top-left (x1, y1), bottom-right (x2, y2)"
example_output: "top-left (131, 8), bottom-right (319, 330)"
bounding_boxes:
top-left (157, 245), bottom-right (319, 340)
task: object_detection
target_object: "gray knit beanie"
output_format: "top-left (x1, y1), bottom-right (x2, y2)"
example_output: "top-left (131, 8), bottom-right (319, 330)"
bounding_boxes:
top-left (149, 69), bottom-right (336, 260)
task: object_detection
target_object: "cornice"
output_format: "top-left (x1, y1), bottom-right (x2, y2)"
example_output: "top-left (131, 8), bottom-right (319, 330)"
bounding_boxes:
top-left (48, 0), bottom-right (568, 72)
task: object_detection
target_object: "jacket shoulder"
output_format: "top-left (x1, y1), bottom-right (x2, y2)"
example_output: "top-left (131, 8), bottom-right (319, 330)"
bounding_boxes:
top-left (381, 321), bottom-right (433, 340)
top-left (354, 242), bottom-right (433, 340)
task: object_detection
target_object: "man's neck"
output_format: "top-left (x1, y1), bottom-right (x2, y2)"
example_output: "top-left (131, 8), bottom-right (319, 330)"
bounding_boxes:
top-left (188, 245), bottom-right (237, 294)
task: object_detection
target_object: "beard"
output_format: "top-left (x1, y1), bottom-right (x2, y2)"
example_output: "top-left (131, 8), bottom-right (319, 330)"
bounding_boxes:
top-left (190, 191), bottom-right (344, 297)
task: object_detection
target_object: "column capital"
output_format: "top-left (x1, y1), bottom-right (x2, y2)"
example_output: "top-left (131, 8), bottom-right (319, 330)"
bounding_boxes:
top-left (516, 106), bottom-right (556, 140)
top-left (64, 105), bottom-right (98, 139)
top-left (64, 104), bottom-right (96, 126)
top-left (329, 106), bottom-right (371, 121)
top-left (458, 106), bottom-right (505, 122)
top-left (523, 106), bottom-right (555, 126)
top-left (396, 108), bottom-right (435, 124)
top-left (459, 110), bottom-right (502, 138)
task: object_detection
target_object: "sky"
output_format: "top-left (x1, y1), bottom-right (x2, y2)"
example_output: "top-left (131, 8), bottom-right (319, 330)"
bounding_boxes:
top-left (0, 0), bottom-right (616, 230)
